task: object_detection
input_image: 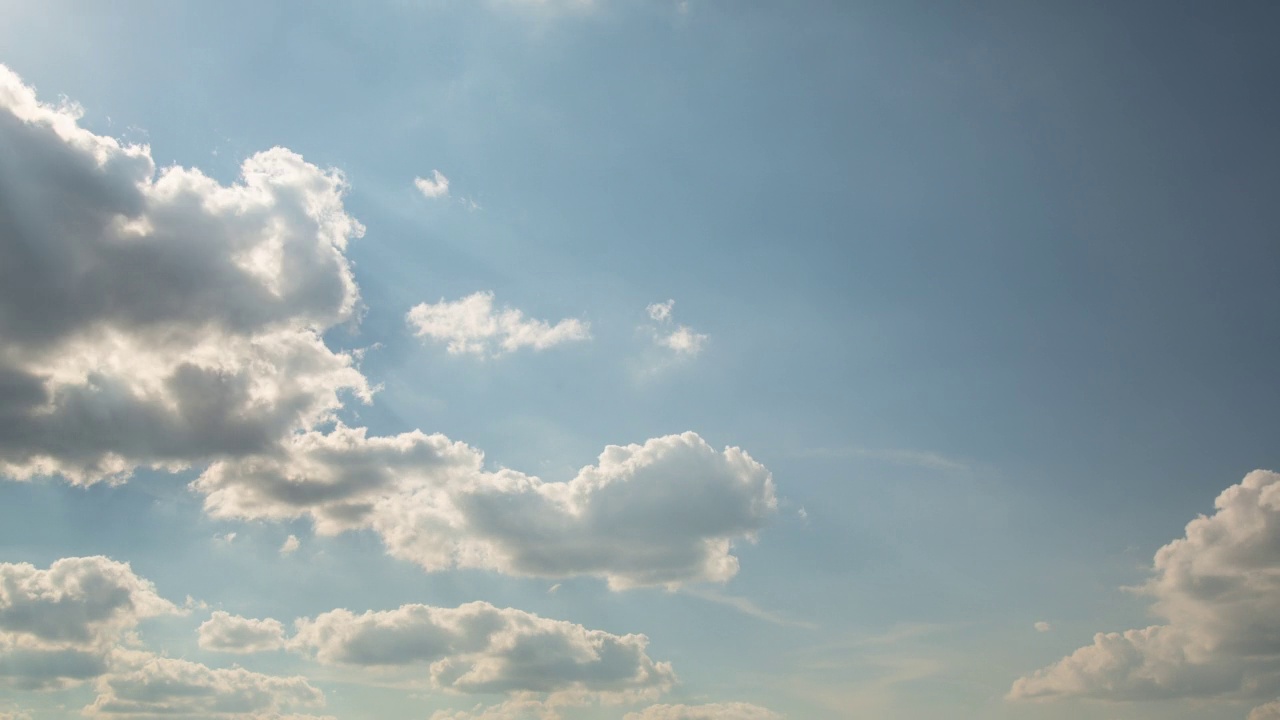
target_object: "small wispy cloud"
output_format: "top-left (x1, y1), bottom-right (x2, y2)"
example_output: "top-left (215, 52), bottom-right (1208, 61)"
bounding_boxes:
top-left (1034, 621), bottom-right (1052, 633)
top-left (645, 299), bottom-right (707, 357)
top-left (280, 534), bottom-right (300, 556)
top-left (414, 169), bottom-right (450, 199)
top-left (684, 586), bottom-right (817, 629)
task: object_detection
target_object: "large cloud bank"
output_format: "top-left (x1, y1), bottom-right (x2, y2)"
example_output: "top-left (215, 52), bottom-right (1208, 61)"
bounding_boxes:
top-left (1010, 470), bottom-right (1280, 715)
top-left (195, 429), bottom-right (775, 589)
top-left (0, 65), bottom-right (777, 590)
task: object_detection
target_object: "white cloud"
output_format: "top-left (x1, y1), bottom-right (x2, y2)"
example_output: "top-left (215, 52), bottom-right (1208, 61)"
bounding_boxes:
top-left (643, 300), bottom-right (707, 358)
top-left (0, 709), bottom-right (32, 720)
top-left (0, 557), bottom-right (178, 689)
top-left (1010, 469), bottom-right (1280, 703)
top-left (415, 170), bottom-right (450, 199)
top-left (0, 63), bottom-right (371, 484)
top-left (407, 291), bottom-right (590, 357)
top-left (198, 611), bottom-right (287, 654)
top-left (623, 703), bottom-right (783, 720)
top-left (280, 534), bottom-right (301, 555)
top-left (291, 601), bottom-right (674, 698)
top-left (647, 300), bottom-right (674, 323)
top-left (194, 429), bottom-right (776, 589)
top-left (86, 651), bottom-right (327, 719)
top-left (1034, 621), bottom-right (1051, 633)
top-left (1251, 700), bottom-right (1280, 720)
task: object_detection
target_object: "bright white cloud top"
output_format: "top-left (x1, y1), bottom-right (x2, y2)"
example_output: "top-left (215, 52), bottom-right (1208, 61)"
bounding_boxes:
top-left (407, 291), bottom-right (590, 357)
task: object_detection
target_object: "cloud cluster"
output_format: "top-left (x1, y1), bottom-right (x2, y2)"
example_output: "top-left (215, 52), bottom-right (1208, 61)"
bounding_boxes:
top-left (1, 65), bottom-right (779, 595)
top-left (198, 611), bottom-right (287, 654)
top-left (645, 301), bottom-right (707, 357)
top-left (0, 557), bottom-right (177, 689)
top-left (292, 601), bottom-right (674, 698)
top-left (623, 704), bottom-right (783, 720)
top-left (195, 430), bottom-right (776, 589)
top-left (86, 651), bottom-right (327, 719)
top-left (0, 64), bottom-right (370, 484)
top-left (1010, 470), bottom-right (1280, 703)
top-left (407, 291), bottom-right (590, 357)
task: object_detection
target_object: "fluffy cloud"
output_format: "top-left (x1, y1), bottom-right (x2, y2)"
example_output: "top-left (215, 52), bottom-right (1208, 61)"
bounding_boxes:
top-left (0, 557), bottom-right (178, 689)
top-left (198, 612), bottom-right (287, 654)
top-left (280, 535), bottom-right (301, 555)
top-left (86, 651), bottom-right (327, 719)
top-left (623, 704), bottom-right (783, 720)
top-left (291, 601), bottom-right (674, 698)
top-left (644, 300), bottom-right (706, 357)
top-left (407, 291), bottom-right (589, 357)
top-left (195, 430), bottom-right (776, 589)
top-left (1251, 700), bottom-right (1280, 720)
top-left (1034, 621), bottom-right (1051, 633)
top-left (0, 63), bottom-right (370, 484)
top-left (415, 170), bottom-right (451, 198)
top-left (1010, 470), bottom-right (1280, 702)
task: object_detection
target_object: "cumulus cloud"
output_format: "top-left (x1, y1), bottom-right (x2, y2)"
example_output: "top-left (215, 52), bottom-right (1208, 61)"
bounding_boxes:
top-left (86, 651), bottom-right (327, 719)
top-left (415, 170), bottom-right (451, 199)
top-left (0, 557), bottom-right (178, 689)
top-left (291, 600), bottom-right (674, 699)
top-left (194, 429), bottom-right (776, 589)
top-left (1010, 470), bottom-right (1280, 703)
top-left (1251, 700), bottom-right (1280, 720)
top-left (644, 300), bottom-right (706, 357)
top-left (0, 63), bottom-right (371, 484)
top-left (198, 611), bottom-right (287, 654)
top-left (280, 535), bottom-right (301, 555)
top-left (407, 291), bottom-right (590, 357)
top-left (623, 703), bottom-right (783, 720)
top-left (1034, 621), bottom-right (1051, 633)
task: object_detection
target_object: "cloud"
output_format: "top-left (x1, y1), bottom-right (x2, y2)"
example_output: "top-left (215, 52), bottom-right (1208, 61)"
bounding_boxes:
top-left (194, 429), bottom-right (776, 589)
top-left (407, 291), bottom-right (590, 357)
top-left (1034, 621), bottom-right (1051, 633)
top-left (0, 63), bottom-right (371, 484)
top-left (0, 557), bottom-right (178, 689)
top-left (683, 587), bottom-right (817, 629)
top-left (85, 650), bottom-right (327, 719)
top-left (1010, 470), bottom-right (1280, 703)
top-left (1251, 700), bottom-right (1280, 720)
top-left (415, 170), bottom-right (450, 199)
top-left (280, 535), bottom-right (301, 555)
top-left (291, 601), bottom-right (674, 698)
top-left (643, 300), bottom-right (707, 357)
top-left (198, 611), bottom-right (287, 654)
top-left (623, 703), bottom-right (783, 720)
top-left (646, 301), bottom-right (674, 323)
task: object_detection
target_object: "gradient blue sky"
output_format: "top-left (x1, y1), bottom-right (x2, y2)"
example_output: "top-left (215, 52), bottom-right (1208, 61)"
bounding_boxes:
top-left (1, 2), bottom-right (1279, 719)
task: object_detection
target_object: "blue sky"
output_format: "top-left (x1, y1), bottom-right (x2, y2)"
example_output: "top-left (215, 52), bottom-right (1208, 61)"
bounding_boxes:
top-left (1, 1), bottom-right (1279, 719)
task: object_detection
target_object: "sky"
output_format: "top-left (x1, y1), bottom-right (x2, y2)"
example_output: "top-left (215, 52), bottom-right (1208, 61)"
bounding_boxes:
top-left (1, 1), bottom-right (1279, 719)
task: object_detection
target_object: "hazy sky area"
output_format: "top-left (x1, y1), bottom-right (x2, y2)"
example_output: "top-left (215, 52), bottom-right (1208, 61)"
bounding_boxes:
top-left (1, 2), bottom-right (1279, 719)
